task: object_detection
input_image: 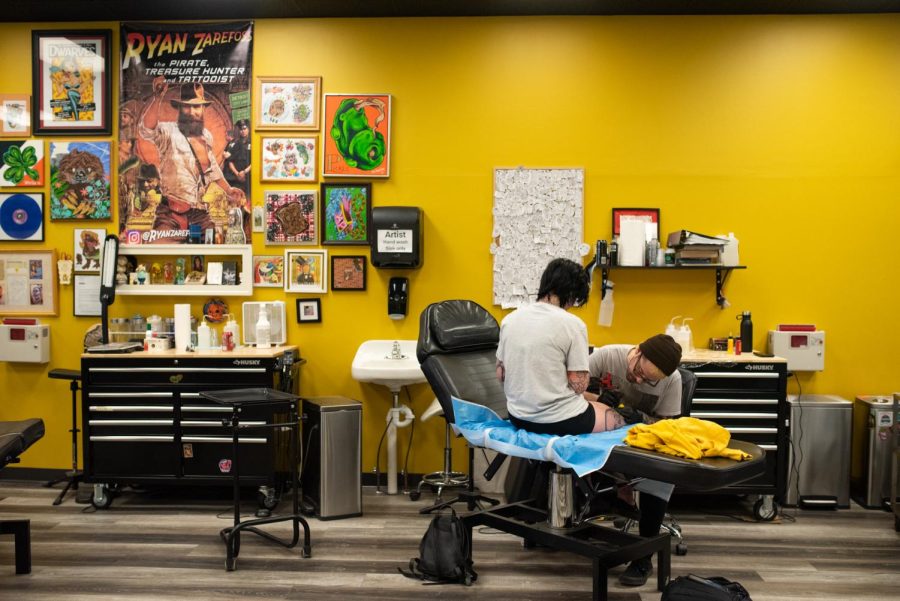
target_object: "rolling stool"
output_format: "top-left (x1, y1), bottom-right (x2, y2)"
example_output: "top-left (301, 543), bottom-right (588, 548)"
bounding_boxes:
top-left (409, 398), bottom-right (468, 503)
top-left (45, 369), bottom-right (88, 505)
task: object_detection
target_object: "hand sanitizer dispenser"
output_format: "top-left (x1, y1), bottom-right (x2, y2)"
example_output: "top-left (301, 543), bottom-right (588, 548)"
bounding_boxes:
top-left (388, 277), bottom-right (408, 320)
top-left (371, 207), bottom-right (423, 268)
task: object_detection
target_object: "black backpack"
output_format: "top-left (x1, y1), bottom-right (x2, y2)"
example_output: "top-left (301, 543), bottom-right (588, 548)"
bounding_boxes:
top-left (662, 574), bottom-right (752, 601)
top-left (399, 508), bottom-right (477, 585)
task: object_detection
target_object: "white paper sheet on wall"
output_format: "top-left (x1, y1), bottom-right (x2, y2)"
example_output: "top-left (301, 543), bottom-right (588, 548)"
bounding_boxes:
top-left (492, 168), bottom-right (586, 309)
top-left (618, 219), bottom-right (646, 266)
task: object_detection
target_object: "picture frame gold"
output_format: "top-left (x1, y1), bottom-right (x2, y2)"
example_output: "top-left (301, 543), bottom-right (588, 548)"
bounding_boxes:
top-left (0, 94), bottom-right (32, 137)
top-left (256, 76), bottom-right (322, 131)
top-left (0, 249), bottom-right (58, 316)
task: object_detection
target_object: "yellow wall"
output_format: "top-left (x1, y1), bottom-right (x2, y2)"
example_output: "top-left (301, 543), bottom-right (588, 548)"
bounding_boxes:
top-left (2, 15), bottom-right (898, 474)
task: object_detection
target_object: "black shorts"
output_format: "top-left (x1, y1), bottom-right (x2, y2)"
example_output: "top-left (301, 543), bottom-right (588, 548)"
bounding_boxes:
top-left (509, 404), bottom-right (595, 436)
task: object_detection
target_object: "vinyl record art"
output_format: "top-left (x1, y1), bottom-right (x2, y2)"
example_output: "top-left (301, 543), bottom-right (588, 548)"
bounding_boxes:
top-left (0, 193), bottom-right (44, 241)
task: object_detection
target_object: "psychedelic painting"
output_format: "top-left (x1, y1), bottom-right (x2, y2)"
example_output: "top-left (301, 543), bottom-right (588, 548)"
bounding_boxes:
top-left (322, 94), bottom-right (390, 178)
top-left (49, 141), bottom-right (111, 220)
top-left (320, 183), bottom-right (371, 245)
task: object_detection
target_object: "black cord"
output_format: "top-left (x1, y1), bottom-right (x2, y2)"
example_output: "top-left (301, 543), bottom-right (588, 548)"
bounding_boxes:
top-left (787, 372), bottom-right (804, 517)
top-left (298, 423), bottom-right (318, 479)
top-left (374, 413), bottom-right (393, 491)
top-left (402, 385), bottom-right (416, 490)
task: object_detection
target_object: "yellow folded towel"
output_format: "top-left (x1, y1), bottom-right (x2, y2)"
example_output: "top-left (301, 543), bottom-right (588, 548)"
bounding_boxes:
top-left (625, 417), bottom-right (752, 461)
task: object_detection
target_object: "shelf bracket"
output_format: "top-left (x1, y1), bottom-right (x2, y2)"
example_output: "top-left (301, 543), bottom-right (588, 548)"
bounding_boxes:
top-left (715, 267), bottom-right (732, 309)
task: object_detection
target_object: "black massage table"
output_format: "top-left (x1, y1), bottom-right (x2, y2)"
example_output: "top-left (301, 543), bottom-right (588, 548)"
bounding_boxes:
top-left (1, 418), bottom-right (45, 575)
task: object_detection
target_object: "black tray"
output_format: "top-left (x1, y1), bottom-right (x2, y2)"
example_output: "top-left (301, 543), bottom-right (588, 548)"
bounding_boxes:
top-left (199, 388), bottom-right (300, 407)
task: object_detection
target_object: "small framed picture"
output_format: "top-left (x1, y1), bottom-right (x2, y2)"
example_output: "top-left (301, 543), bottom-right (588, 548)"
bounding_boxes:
top-left (0, 95), bottom-right (32, 137)
top-left (612, 208), bottom-right (660, 240)
top-left (285, 248), bottom-right (327, 294)
top-left (320, 182), bottom-right (371, 245)
top-left (261, 137), bottom-right (317, 182)
top-left (0, 139), bottom-right (44, 186)
top-left (252, 255), bottom-right (284, 287)
top-left (265, 190), bottom-right (318, 245)
top-left (189, 255), bottom-right (205, 275)
top-left (256, 76), bottom-right (322, 130)
top-left (331, 255), bottom-right (367, 291)
top-left (296, 298), bottom-right (321, 323)
top-left (73, 228), bottom-right (105, 273)
top-left (252, 205), bottom-right (265, 233)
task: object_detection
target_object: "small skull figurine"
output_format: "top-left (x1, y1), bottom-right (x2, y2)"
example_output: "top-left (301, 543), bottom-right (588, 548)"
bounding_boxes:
top-left (115, 256), bottom-right (129, 286)
top-left (57, 256), bottom-right (74, 285)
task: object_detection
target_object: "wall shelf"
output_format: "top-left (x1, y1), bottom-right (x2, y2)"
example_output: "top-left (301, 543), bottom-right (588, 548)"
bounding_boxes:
top-left (597, 265), bottom-right (747, 308)
top-left (116, 244), bottom-right (253, 297)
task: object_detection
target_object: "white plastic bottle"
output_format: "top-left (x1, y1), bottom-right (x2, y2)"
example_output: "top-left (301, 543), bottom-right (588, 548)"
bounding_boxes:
top-left (722, 232), bottom-right (740, 266)
top-left (597, 281), bottom-right (615, 327)
top-left (665, 316), bottom-right (682, 339)
top-left (196, 317), bottom-right (211, 350)
top-left (677, 317), bottom-right (694, 352)
top-left (255, 304), bottom-right (271, 349)
top-left (223, 314), bottom-right (241, 348)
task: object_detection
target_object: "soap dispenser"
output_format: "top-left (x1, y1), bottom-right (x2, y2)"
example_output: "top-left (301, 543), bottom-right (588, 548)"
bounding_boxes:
top-left (255, 303), bottom-right (271, 349)
top-left (665, 316), bottom-right (682, 340)
top-left (388, 277), bottom-right (409, 320)
top-left (196, 317), bottom-right (211, 350)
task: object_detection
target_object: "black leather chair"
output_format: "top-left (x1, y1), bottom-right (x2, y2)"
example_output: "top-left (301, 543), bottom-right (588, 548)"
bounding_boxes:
top-left (0, 418), bottom-right (45, 574)
top-left (415, 299), bottom-right (506, 514)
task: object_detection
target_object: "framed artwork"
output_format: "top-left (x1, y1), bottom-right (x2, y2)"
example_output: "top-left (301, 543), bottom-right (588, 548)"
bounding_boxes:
top-left (322, 93), bottom-right (391, 178)
top-left (0, 95), bottom-right (31, 137)
top-left (73, 228), bottom-right (105, 272)
top-left (0, 249), bottom-right (58, 316)
top-left (0, 193), bottom-right (44, 241)
top-left (256, 77), bottom-right (322, 130)
top-left (252, 206), bottom-right (265, 233)
top-left (261, 137), bottom-right (317, 182)
top-left (264, 190), bottom-right (318, 245)
top-left (49, 141), bottom-right (111, 220)
top-left (296, 298), bottom-right (321, 323)
top-left (331, 255), bottom-right (367, 291)
top-left (252, 255), bottom-right (285, 287)
top-left (0, 140), bottom-right (44, 187)
top-left (285, 248), bottom-right (327, 294)
top-left (320, 182), bottom-right (371, 245)
top-left (31, 30), bottom-right (112, 135)
top-left (612, 208), bottom-right (660, 240)
top-left (73, 273), bottom-right (101, 317)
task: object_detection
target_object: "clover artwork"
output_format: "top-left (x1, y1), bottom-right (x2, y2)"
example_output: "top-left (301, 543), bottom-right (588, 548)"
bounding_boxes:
top-left (0, 140), bottom-right (44, 187)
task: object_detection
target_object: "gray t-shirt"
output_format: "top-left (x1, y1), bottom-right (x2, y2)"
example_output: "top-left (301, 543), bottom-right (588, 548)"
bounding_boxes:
top-left (497, 302), bottom-right (590, 423)
top-left (587, 344), bottom-right (682, 420)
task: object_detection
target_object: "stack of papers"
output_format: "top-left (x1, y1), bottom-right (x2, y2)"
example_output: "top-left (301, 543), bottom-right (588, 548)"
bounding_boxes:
top-left (666, 230), bottom-right (728, 248)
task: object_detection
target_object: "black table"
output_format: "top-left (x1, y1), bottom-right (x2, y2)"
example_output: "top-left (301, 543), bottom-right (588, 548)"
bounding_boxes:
top-left (199, 387), bottom-right (311, 571)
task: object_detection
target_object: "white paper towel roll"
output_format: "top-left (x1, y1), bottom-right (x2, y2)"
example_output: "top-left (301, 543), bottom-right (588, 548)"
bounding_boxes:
top-left (174, 304), bottom-right (192, 352)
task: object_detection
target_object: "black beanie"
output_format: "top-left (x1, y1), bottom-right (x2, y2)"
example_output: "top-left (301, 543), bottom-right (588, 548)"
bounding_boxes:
top-left (638, 334), bottom-right (682, 377)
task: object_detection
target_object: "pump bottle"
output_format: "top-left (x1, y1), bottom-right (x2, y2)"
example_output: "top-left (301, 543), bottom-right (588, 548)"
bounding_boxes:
top-left (256, 304), bottom-right (271, 349)
top-left (196, 317), bottom-right (211, 350)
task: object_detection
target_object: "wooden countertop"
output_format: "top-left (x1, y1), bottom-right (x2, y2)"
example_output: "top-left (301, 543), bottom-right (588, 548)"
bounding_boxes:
top-left (681, 348), bottom-right (786, 364)
top-left (81, 345), bottom-right (298, 359)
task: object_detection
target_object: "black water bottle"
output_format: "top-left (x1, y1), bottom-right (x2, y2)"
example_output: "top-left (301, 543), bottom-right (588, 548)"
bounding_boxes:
top-left (737, 311), bottom-right (753, 352)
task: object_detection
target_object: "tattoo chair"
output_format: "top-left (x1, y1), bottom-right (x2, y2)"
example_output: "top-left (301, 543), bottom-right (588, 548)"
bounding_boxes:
top-left (0, 418), bottom-right (46, 574)
top-left (417, 299), bottom-right (766, 601)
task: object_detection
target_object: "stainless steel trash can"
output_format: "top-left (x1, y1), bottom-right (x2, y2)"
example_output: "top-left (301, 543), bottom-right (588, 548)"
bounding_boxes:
top-left (785, 394), bottom-right (851, 508)
top-left (301, 396), bottom-right (362, 520)
top-left (851, 395), bottom-right (898, 509)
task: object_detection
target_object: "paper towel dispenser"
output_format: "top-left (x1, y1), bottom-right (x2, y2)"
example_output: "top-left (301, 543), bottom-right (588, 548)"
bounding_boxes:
top-left (371, 207), bottom-right (422, 268)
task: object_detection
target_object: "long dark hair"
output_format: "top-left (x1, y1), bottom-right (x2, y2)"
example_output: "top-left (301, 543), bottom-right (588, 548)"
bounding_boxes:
top-left (537, 258), bottom-right (590, 308)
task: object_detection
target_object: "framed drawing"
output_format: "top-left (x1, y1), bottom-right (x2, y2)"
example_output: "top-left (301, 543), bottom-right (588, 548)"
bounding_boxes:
top-left (320, 182), bottom-right (371, 245)
top-left (0, 95), bottom-right (31, 137)
top-left (252, 255), bottom-right (285, 288)
top-left (331, 255), bottom-right (366, 291)
top-left (252, 206), bottom-right (265, 233)
top-left (0, 193), bottom-right (44, 241)
top-left (256, 77), bottom-right (322, 130)
top-left (73, 228), bottom-right (105, 272)
top-left (31, 29), bottom-right (112, 135)
top-left (49, 141), bottom-right (111, 220)
top-left (261, 137), bottom-right (317, 182)
top-left (0, 140), bottom-right (44, 187)
top-left (612, 208), bottom-right (660, 240)
top-left (284, 248), bottom-right (327, 294)
top-left (322, 93), bottom-right (391, 178)
top-left (264, 190), bottom-right (318, 245)
top-left (296, 298), bottom-right (321, 323)
top-left (0, 249), bottom-right (58, 316)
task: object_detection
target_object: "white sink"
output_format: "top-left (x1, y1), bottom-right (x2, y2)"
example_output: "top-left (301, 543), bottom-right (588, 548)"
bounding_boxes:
top-left (351, 339), bottom-right (427, 392)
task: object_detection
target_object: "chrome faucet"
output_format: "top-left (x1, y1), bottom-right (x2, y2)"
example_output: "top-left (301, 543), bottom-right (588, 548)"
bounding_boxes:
top-left (390, 340), bottom-right (402, 360)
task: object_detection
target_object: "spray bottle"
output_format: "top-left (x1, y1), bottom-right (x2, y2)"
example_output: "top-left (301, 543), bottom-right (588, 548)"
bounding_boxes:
top-left (678, 317), bottom-right (694, 353)
top-left (597, 281), bottom-right (615, 327)
top-left (665, 316), bottom-right (682, 340)
top-left (255, 303), bottom-right (271, 349)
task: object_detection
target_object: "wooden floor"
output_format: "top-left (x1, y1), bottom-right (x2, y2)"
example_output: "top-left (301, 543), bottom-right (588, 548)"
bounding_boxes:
top-left (0, 480), bottom-right (898, 600)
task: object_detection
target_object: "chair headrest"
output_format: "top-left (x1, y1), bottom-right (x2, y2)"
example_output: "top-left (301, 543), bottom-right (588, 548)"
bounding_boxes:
top-left (417, 300), bottom-right (499, 362)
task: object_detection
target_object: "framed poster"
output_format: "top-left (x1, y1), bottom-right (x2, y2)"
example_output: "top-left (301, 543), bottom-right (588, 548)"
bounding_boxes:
top-left (73, 273), bottom-right (101, 317)
top-left (331, 255), bottom-right (366, 291)
top-left (0, 193), bottom-right (44, 241)
top-left (49, 141), bottom-right (111, 220)
top-left (296, 298), bottom-right (321, 323)
top-left (252, 255), bottom-right (285, 287)
top-left (31, 30), bottom-right (112, 135)
top-left (0, 249), bottom-right (58, 316)
top-left (0, 140), bottom-right (44, 187)
top-left (612, 208), bottom-right (660, 240)
top-left (256, 77), bottom-right (321, 130)
top-left (264, 190), bottom-right (318, 245)
top-left (0, 95), bottom-right (32, 137)
top-left (73, 228), bottom-right (105, 272)
top-left (320, 183), bottom-right (371, 245)
top-left (284, 248), bottom-right (327, 294)
top-left (261, 137), bottom-right (317, 182)
top-left (322, 93), bottom-right (391, 178)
